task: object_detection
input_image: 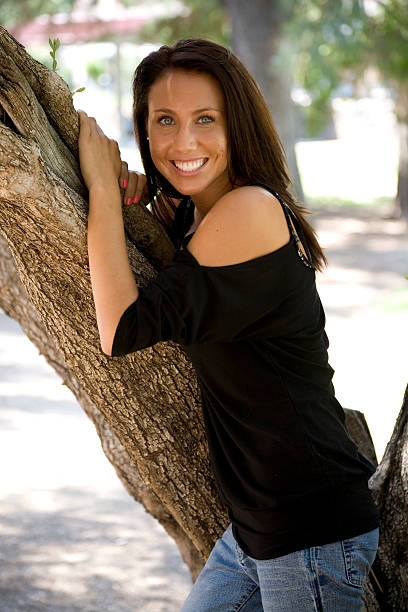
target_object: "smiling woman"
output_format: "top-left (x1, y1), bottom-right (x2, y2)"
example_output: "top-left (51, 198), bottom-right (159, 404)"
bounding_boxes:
top-left (146, 70), bottom-right (229, 212)
top-left (79, 38), bottom-right (379, 611)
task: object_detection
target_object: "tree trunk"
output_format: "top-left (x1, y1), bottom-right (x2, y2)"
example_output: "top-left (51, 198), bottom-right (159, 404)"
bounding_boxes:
top-left (0, 26), bottom-right (406, 607)
top-left (369, 385), bottom-right (408, 611)
top-left (0, 25), bottom-right (227, 580)
top-left (225, 0), bottom-right (304, 201)
top-left (392, 84), bottom-right (408, 219)
top-left (395, 120), bottom-right (408, 219)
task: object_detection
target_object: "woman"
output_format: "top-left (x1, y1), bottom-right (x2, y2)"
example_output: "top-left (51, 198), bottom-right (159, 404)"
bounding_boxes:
top-left (78, 39), bottom-right (379, 611)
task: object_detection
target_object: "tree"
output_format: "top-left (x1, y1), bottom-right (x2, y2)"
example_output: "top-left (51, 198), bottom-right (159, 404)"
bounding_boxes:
top-left (366, 0), bottom-right (408, 218)
top-left (1, 26), bottom-right (408, 609)
top-left (0, 25), bottom-right (223, 580)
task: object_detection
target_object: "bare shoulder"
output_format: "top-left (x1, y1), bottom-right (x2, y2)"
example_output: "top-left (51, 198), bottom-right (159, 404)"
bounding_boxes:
top-left (187, 186), bottom-right (290, 267)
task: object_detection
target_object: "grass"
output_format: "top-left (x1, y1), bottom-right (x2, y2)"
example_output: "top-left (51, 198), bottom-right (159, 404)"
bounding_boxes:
top-left (376, 289), bottom-right (408, 313)
top-left (307, 195), bottom-right (394, 209)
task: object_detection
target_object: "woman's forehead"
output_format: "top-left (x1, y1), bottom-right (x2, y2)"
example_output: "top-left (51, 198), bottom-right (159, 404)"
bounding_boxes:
top-left (147, 69), bottom-right (224, 113)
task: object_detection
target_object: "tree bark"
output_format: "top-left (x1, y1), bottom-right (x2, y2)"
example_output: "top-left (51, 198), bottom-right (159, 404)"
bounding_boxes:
top-left (0, 25), bottom-right (227, 580)
top-left (225, 0), bottom-right (304, 201)
top-left (0, 26), bottom-right (406, 608)
top-left (369, 384), bottom-right (408, 611)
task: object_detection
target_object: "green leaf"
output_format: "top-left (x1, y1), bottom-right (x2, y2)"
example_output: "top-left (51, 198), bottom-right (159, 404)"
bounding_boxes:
top-left (55, 38), bottom-right (60, 50)
top-left (404, 275), bottom-right (408, 280)
top-left (71, 86), bottom-right (86, 95)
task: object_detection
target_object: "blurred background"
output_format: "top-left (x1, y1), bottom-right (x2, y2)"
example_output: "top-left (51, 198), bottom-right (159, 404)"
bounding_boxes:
top-left (0, 0), bottom-right (407, 610)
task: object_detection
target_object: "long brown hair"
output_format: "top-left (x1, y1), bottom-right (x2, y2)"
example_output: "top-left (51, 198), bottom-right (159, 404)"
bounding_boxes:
top-left (133, 39), bottom-right (326, 271)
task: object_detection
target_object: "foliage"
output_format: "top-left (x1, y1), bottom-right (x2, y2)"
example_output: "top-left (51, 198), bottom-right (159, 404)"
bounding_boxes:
top-left (137, 0), bottom-right (229, 47)
top-left (287, 0), bottom-right (370, 137)
top-left (49, 37), bottom-right (60, 71)
top-left (86, 58), bottom-right (107, 82)
top-left (48, 37), bottom-right (85, 96)
top-left (366, 0), bottom-right (408, 87)
top-left (290, 0), bottom-right (408, 134)
top-left (0, 0), bottom-right (75, 28)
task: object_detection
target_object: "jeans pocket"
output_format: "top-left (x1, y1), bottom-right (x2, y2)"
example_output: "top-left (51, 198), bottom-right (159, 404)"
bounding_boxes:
top-left (341, 528), bottom-right (379, 588)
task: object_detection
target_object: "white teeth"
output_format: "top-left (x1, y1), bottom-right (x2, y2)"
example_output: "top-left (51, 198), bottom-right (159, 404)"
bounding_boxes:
top-left (173, 159), bottom-right (206, 172)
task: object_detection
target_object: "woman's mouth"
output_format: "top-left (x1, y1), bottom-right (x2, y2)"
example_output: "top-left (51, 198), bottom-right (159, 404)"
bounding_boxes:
top-left (171, 158), bottom-right (208, 175)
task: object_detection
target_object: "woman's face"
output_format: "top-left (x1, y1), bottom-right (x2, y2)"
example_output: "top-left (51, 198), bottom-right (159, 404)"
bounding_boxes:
top-left (147, 69), bottom-right (231, 206)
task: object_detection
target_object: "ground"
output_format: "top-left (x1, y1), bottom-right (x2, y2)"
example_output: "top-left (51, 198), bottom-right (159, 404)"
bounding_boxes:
top-left (0, 203), bottom-right (407, 611)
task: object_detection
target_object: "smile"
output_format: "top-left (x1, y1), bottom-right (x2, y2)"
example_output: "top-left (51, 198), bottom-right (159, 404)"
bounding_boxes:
top-left (171, 158), bottom-right (208, 174)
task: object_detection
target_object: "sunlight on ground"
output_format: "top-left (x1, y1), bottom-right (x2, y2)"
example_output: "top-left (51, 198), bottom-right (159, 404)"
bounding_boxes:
top-left (296, 97), bottom-right (398, 204)
top-left (0, 317), bottom-right (191, 611)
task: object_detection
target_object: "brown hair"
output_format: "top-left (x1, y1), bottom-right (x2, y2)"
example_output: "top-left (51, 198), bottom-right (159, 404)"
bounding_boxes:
top-left (133, 39), bottom-right (326, 270)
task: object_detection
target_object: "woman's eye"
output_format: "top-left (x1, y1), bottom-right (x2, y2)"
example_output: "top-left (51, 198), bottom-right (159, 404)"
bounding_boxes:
top-left (158, 116), bottom-right (174, 126)
top-left (198, 115), bottom-right (214, 124)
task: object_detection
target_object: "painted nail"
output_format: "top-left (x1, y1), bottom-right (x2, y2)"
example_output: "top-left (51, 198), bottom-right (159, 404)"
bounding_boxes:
top-left (125, 197), bottom-right (132, 206)
top-left (123, 179), bottom-right (128, 188)
top-left (133, 195), bottom-right (140, 203)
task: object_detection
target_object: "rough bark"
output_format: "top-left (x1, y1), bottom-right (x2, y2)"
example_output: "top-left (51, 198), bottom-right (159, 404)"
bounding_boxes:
top-left (0, 25), bottom-right (227, 579)
top-left (0, 26), bottom-right (406, 607)
top-left (225, 0), bottom-right (304, 201)
top-left (369, 384), bottom-right (408, 611)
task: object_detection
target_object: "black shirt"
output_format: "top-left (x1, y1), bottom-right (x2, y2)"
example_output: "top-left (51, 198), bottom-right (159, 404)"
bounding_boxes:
top-left (112, 188), bottom-right (379, 559)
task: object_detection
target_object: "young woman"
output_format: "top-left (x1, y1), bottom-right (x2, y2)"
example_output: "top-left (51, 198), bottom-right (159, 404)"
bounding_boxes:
top-left (78, 39), bottom-right (379, 611)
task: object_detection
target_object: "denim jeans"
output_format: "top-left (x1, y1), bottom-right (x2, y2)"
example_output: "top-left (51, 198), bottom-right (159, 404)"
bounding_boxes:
top-left (181, 523), bottom-right (379, 611)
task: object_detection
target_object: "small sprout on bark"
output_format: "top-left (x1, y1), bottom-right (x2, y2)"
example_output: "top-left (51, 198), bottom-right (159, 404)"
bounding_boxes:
top-left (72, 87), bottom-right (86, 96)
top-left (48, 38), bottom-right (86, 95)
top-left (49, 38), bottom-right (60, 71)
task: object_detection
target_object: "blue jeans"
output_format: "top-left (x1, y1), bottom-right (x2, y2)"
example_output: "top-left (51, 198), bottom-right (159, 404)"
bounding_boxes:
top-left (181, 524), bottom-right (379, 611)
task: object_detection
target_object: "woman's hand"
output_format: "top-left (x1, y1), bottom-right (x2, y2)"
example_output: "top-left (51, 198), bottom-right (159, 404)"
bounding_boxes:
top-left (78, 110), bottom-right (122, 191)
top-left (119, 162), bottom-right (148, 207)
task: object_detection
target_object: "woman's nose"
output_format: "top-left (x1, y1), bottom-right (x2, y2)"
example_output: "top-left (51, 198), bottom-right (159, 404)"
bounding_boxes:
top-left (173, 124), bottom-right (196, 152)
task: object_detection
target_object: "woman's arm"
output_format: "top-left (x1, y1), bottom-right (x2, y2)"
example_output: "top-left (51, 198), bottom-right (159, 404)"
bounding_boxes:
top-left (78, 111), bottom-right (140, 355)
top-left (87, 183), bottom-right (139, 355)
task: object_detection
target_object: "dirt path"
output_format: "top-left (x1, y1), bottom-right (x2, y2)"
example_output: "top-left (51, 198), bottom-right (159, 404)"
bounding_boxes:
top-left (0, 204), bottom-right (407, 611)
top-left (313, 205), bottom-right (407, 459)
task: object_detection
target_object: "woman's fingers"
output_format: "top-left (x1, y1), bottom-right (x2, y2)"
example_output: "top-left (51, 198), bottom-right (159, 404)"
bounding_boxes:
top-left (77, 110), bottom-right (145, 200)
top-left (77, 110), bottom-right (122, 190)
top-left (123, 171), bottom-right (147, 206)
top-left (78, 110), bottom-right (105, 138)
top-left (77, 110), bottom-right (91, 137)
top-left (120, 161), bottom-right (129, 190)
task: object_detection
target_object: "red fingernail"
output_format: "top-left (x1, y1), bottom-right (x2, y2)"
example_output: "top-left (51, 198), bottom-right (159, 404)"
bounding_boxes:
top-left (123, 179), bottom-right (128, 188)
top-left (133, 196), bottom-right (139, 203)
top-left (125, 197), bottom-right (132, 206)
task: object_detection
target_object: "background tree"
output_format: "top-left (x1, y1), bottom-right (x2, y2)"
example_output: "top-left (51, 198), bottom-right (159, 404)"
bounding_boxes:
top-left (0, 19), bottom-right (407, 610)
top-left (366, 0), bottom-right (408, 218)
